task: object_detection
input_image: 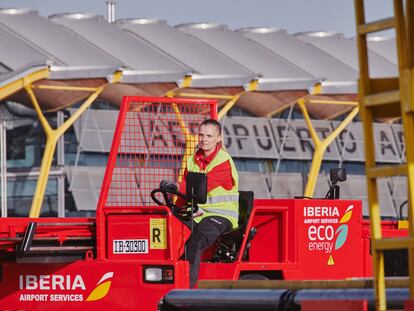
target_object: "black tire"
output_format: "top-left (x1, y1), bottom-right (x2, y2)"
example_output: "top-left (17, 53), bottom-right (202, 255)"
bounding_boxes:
top-left (239, 273), bottom-right (268, 280)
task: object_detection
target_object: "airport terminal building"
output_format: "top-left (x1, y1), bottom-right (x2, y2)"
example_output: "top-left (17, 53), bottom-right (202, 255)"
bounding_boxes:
top-left (0, 8), bottom-right (405, 219)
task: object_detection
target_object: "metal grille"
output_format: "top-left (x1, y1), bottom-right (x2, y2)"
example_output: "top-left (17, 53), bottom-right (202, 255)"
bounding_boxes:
top-left (104, 97), bottom-right (216, 207)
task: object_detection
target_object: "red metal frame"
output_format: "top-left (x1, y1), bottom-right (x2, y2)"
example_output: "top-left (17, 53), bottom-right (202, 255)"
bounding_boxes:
top-left (96, 96), bottom-right (129, 259)
top-left (96, 96), bottom-right (217, 259)
top-left (0, 217), bottom-right (95, 251)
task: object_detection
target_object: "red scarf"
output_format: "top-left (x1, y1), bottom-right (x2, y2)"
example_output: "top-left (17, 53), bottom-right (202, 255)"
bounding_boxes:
top-left (193, 144), bottom-right (221, 171)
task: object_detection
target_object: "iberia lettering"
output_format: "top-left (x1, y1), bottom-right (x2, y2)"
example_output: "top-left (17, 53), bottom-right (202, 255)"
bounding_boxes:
top-left (304, 206), bottom-right (339, 217)
top-left (19, 275), bottom-right (86, 291)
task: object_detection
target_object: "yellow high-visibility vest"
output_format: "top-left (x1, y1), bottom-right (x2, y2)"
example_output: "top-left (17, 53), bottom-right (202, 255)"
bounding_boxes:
top-left (187, 148), bottom-right (239, 228)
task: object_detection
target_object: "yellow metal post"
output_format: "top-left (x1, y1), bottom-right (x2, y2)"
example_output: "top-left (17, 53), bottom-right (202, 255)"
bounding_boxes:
top-left (26, 85), bottom-right (104, 217)
top-left (178, 93), bottom-right (234, 100)
top-left (171, 102), bottom-right (197, 183)
top-left (239, 83), bottom-right (360, 197)
top-left (217, 94), bottom-right (240, 120)
top-left (399, 0), bottom-right (414, 299)
top-left (32, 85), bottom-right (102, 92)
top-left (264, 83), bottom-right (322, 119)
top-left (165, 78), bottom-right (259, 179)
top-left (298, 99), bottom-right (359, 197)
top-left (165, 77), bottom-right (197, 183)
top-left (217, 80), bottom-right (258, 120)
top-left (354, 1), bottom-right (387, 308)
top-left (26, 72), bottom-right (122, 217)
top-left (354, 0), bottom-right (414, 309)
top-left (164, 75), bottom-right (192, 98)
top-left (0, 68), bottom-right (49, 101)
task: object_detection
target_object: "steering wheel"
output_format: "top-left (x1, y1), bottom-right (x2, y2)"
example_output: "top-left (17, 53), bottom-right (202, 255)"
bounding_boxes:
top-left (150, 188), bottom-right (199, 220)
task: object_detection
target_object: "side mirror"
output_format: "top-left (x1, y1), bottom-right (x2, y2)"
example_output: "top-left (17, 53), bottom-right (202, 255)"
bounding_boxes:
top-left (330, 168), bottom-right (347, 185)
top-left (326, 168), bottom-right (347, 199)
top-left (186, 172), bottom-right (207, 204)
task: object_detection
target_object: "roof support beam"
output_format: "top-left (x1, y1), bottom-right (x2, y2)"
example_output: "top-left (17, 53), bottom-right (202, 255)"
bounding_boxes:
top-left (263, 83), bottom-right (322, 118)
top-left (218, 80), bottom-right (258, 120)
top-left (27, 71), bottom-right (122, 218)
top-left (164, 75), bottom-right (195, 183)
top-left (164, 75), bottom-right (192, 98)
top-left (32, 85), bottom-right (101, 92)
top-left (0, 68), bottom-right (49, 101)
top-left (263, 81), bottom-right (361, 198)
top-left (300, 99), bottom-right (359, 197)
top-left (308, 99), bottom-right (358, 106)
top-left (178, 93), bottom-right (235, 100)
top-left (165, 76), bottom-right (259, 182)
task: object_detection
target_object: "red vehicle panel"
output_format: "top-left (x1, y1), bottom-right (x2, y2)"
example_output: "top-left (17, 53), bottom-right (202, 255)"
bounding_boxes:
top-left (0, 96), bottom-right (408, 310)
top-left (1, 260), bottom-right (189, 310)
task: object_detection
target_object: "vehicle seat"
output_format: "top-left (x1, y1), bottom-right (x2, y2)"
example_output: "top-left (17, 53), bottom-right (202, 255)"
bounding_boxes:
top-left (211, 191), bottom-right (255, 262)
top-left (237, 191), bottom-right (254, 230)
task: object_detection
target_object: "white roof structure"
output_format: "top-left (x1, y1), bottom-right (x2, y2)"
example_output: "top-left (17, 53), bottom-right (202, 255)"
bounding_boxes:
top-left (117, 18), bottom-right (256, 88)
top-left (238, 27), bottom-right (359, 94)
top-left (177, 23), bottom-right (319, 92)
top-left (50, 13), bottom-right (189, 84)
top-left (295, 31), bottom-right (398, 78)
top-left (0, 9), bottom-right (120, 80)
top-left (367, 35), bottom-right (397, 65)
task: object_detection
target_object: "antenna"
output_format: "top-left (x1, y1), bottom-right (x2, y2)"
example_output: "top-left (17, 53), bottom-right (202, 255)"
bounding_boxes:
top-left (106, 0), bottom-right (116, 23)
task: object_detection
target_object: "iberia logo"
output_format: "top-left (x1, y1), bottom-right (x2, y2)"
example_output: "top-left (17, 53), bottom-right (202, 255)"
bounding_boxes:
top-left (86, 272), bottom-right (114, 302)
top-left (328, 205), bottom-right (353, 265)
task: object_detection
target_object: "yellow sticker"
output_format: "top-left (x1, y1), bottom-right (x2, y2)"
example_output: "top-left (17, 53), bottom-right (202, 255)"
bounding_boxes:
top-left (150, 218), bottom-right (167, 249)
top-left (327, 254), bottom-right (335, 266)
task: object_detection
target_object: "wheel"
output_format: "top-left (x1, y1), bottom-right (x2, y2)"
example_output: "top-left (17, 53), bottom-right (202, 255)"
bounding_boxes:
top-left (239, 273), bottom-right (268, 280)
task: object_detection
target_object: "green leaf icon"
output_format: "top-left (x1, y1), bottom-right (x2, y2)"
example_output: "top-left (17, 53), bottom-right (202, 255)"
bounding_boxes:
top-left (335, 224), bottom-right (348, 250)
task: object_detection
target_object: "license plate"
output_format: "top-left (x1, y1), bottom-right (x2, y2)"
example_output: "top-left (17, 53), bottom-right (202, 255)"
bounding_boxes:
top-left (113, 239), bottom-right (148, 254)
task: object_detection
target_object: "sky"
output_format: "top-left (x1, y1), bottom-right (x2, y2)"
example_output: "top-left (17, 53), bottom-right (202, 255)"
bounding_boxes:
top-left (0, 0), bottom-right (394, 37)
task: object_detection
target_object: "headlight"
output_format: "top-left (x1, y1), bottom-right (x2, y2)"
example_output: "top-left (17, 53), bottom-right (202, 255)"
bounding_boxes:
top-left (143, 266), bottom-right (174, 284)
top-left (145, 268), bottom-right (162, 282)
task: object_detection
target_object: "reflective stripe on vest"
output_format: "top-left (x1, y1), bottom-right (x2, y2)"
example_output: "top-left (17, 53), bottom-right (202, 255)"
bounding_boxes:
top-left (202, 208), bottom-right (238, 219)
top-left (206, 194), bottom-right (239, 205)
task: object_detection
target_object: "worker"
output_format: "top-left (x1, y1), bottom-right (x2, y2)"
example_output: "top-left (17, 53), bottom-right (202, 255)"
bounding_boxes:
top-left (159, 119), bottom-right (239, 288)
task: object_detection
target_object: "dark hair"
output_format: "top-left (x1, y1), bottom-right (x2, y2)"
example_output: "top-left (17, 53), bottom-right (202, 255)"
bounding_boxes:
top-left (200, 119), bottom-right (222, 134)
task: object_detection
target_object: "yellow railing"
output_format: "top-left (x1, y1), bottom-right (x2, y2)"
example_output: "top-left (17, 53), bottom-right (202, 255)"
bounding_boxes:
top-left (354, 0), bottom-right (414, 309)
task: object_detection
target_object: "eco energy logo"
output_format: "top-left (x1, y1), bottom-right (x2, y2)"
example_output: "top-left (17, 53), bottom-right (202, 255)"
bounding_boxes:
top-left (303, 204), bottom-right (354, 265)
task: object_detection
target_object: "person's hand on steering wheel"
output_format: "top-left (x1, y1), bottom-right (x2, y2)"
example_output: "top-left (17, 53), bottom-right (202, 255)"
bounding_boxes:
top-left (151, 180), bottom-right (198, 221)
top-left (159, 180), bottom-right (178, 192)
